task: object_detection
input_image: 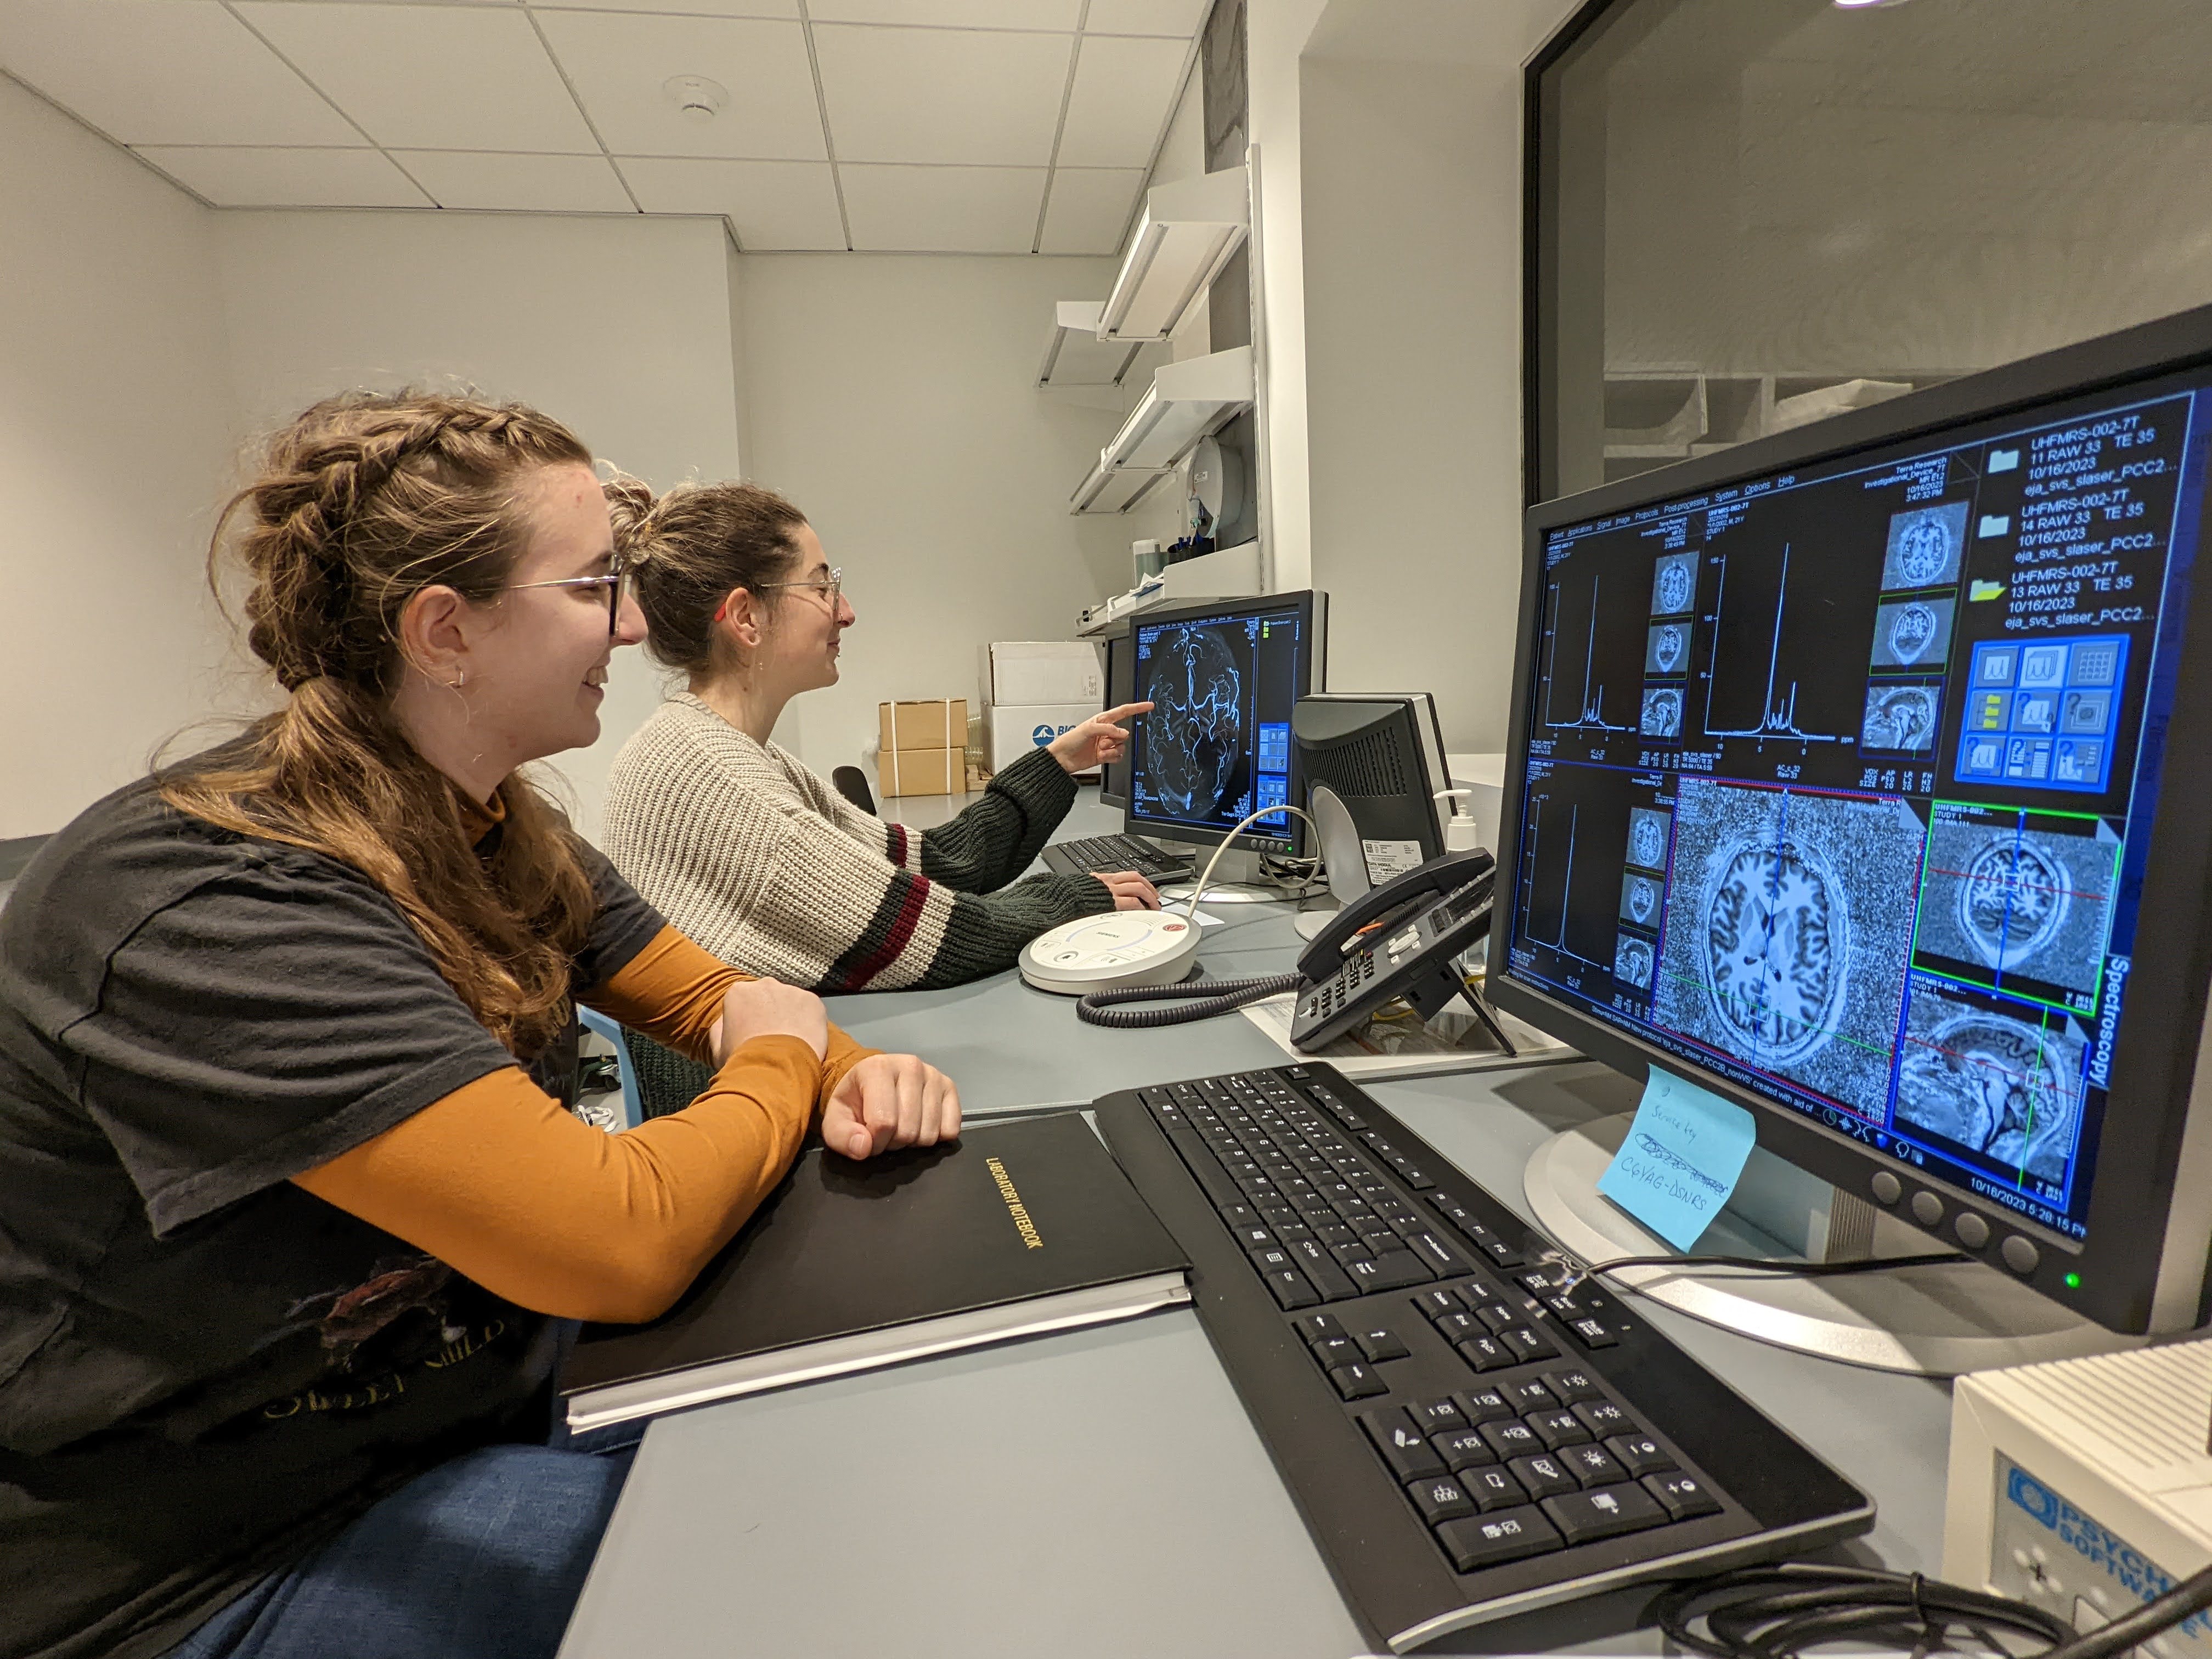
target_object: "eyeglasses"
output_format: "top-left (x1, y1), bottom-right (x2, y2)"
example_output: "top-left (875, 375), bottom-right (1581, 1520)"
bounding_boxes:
top-left (755, 567), bottom-right (843, 613)
top-left (508, 558), bottom-right (632, 637)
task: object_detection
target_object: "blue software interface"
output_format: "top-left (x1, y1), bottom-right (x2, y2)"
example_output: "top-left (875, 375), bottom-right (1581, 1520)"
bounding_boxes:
top-left (1504, 372), bottom-right (2211, 1242)
top-left (1129, 600), bottom-right (1308, 853)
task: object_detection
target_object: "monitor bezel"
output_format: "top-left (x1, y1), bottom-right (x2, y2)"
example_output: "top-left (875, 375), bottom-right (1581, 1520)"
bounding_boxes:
top-left (1098, 627), bottom-right (1134, 810)
top-left (1120, 589), bottom-right (1329, 857)
top-left (1293, 692), bottom-right (1454, 861)
top-left (1491, 302), bottom-right (2212, 1336)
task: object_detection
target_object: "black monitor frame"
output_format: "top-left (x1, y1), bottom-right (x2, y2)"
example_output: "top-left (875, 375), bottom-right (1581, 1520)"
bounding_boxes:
top-left (1493, 303), bottom-right (2212, 1337)
top-left (1099, 627), bottom-right (1135, 810)
top-left (1122, 590), bottom-right (1329, 857)
top-left (1293, 693), bottom-right (1454, 873)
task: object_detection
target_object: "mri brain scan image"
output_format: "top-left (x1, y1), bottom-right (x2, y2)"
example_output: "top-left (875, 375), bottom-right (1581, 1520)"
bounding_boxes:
top-left (1880, 501), bottom-right (1968, 591)
top-left (1861, 682), bottom-right (1940, 753)
top-left (1141, 623), bottom-right (1245, 817)
top-left (1641, 686), bottom-right (1684, 739)
top-left (1916, 816), bottom-right (2118, 997)
top-left (1615, 934), bottom-right (1655, 991)
top-left (1620, 872), bottom-right (1662, 928)
top-left (1655, 781), bottom-right (1921, 1103)
top-left (1897, 986), bottom-right (2084, 1180)
top-left (1627, 808), bottom-right (1672, 872)
top-left (1646, 622), bottom-right (1689, 676)
top-left (1870, 595), bottom-right (1956, 671)
top-left (1651, 552), bottom-right (1697, 617)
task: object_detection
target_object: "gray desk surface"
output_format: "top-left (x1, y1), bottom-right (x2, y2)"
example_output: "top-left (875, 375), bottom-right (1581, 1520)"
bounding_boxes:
top-left (560, 791), bottom-right (1951, 1658)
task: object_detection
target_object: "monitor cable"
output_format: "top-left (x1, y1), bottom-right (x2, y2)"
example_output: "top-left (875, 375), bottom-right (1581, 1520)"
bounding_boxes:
top-left (1656, 1560), bottom-right (2212, 1659)
top-left (1077, 805), bottom-right (1319, 1030)
top-left (1556, 1247), bottom-right (1973, 1297)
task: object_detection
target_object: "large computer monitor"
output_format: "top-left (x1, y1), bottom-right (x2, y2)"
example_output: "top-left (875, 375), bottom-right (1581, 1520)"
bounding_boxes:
top-left (1125, 591), bottom-right (1328, 858)
top-left (1099, 627), bottom-right (1135, 810)
top-left (1493, 304), bottom-right (2212, 1345)
top-left (1293, 692), bottom-right (1455, 888)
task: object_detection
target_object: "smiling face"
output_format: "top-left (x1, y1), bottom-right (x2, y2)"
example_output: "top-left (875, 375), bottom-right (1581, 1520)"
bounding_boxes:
top-left (469, 462), bottom-right (646, 765)
top-left (752, 522), bottom-right (855, 699)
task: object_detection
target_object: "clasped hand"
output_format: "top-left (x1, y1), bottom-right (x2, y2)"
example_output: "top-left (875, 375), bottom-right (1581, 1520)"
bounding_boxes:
top-left (709, 978), bottom-right (960, 1161)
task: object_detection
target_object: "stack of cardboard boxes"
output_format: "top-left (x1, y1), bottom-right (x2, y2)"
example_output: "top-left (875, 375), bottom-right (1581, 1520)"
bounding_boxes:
top-left (876, 698), bottom-right (966, 798)
top-left (983, 642), bottom-right (1104, 776)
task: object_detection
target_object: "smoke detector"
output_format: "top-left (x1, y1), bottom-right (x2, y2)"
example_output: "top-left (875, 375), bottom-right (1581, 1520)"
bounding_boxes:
top-left (662, 76), bottom-right (729, 123)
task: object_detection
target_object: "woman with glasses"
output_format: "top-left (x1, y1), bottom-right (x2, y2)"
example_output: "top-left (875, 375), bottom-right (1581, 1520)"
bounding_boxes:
top-left (599, 480), bottom-right (1158, 1024)
top-left (0, 392), bottom-right (958, 1659)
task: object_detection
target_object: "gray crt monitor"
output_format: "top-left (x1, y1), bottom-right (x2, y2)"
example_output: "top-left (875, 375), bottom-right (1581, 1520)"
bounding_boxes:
top-left (1493, 302), bottom-right (2212, 1338)
top-left (1124, 591), bottom-right (1328, 858)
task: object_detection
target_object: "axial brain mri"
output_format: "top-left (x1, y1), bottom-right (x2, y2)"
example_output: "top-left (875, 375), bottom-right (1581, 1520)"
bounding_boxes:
top-left (1143, 623), bottom-right (1245, 817)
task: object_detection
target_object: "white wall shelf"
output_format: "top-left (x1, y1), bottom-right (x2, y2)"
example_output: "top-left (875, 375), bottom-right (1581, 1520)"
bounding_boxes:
top-left (1068, 345), bottom-right (1254, 515)
top-left (1036, 300), bottom-right (1148, 390)
top-left (1096, 165), bottom-right (1250, 344)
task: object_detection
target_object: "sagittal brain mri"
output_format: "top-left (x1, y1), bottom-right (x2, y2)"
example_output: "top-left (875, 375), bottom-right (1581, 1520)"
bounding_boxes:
top-left (1641, 687), bottom-right (1684, 739)
top-left (1917, 819), bottom-right (2116, 996)
top-left (1862, 682), bottom-right (1940, 753)
top-left (1656, 781), bottom-right (1920, 1099)
top-left (1880, 501), bottom-right (1968, 591)
top-left (1615, 934), bottom-right (1655, 990)
top-left (1142, 624), bottom-right (1245, 817)
top-left (1897, 988), bottom-right (2084, 1179)
top-left (1620, 872), bottom-right (1661, 928)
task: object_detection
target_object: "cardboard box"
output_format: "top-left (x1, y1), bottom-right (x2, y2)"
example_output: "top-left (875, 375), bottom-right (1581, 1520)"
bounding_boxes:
top-left (878, 747), bottom-right (957, 798)
top-left (878, 698), bottom-right (967, 757)
top-left (987, 701), bottom-right (1101, 775)
top-left (984, 642), bottom-right (1102, 708)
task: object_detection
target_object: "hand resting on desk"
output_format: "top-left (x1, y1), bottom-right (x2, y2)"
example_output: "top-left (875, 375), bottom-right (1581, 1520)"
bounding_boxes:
top-left (823, 1053), bottom-right (962, 1160)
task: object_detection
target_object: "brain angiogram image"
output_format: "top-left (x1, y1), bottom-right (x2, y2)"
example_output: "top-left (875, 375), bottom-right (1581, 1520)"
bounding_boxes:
top-left (1897, 986), bottom-right (2084, 1181)
top-left (1654, 780), bottom-right (1922, 1105)
top-left (1141, 623), bottom-right (1247, 817)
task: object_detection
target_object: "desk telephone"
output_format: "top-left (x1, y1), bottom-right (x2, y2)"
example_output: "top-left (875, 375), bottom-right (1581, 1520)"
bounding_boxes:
top-left (1074, 849), bottom-right (1507, 1052)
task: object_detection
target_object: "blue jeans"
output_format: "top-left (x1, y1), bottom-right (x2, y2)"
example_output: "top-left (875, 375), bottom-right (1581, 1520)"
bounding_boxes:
top-left (163, 1425), bottom-right (643, 1659)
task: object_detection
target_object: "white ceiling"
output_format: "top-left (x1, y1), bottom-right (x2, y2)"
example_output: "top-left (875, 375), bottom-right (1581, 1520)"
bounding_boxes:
top-left (0, 0), bottom-right (1206, 253)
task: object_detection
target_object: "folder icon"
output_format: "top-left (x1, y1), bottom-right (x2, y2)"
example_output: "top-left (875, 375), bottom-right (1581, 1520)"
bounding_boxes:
top-left (1979, 514), bottom-right (2011, 538)
top-left (1989, 449), bottom-right (2021, 472)
top-left (1970, 579), bottom-right (2006, 601)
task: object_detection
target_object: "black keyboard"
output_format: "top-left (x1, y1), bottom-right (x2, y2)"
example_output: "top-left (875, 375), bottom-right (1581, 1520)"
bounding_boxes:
top-left (1094, 1064), bottom-right (1872, 1651)
top-left (1041, 832), bottom-right (1193, 881)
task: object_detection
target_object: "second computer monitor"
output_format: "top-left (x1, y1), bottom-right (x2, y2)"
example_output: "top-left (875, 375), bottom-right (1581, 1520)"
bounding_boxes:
top-left (1293, 693), bottom-right (1453, 878)
top-left (1125, 591), bottom-right (1327, 857)
top-left (1099, 628), bottom-right (1135, 810)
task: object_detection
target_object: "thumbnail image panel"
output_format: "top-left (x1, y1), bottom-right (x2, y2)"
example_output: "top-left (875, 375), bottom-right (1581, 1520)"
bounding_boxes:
top-left (1653, 780), bottom-right (1924, 1114)
top-left (1620, 870), bottom-right (1663, 929)
top-left (1880, 501), bottom-right (1968, 591)
top-left (1615, 934), bottom-right (1656, 991)
top-left (1651, 551), bottom-right (1697, 617)
top-left (1646, 620), bottom-right (1690, 677)
top-left (1626, 807), bottom-right (1672, 873)
top-left (1640, 686), bottom-right (1684, 739)
top-left (1896, 979), bottom-right (2086, 1185)
top-left (1869, 595), bottom-right (1957, 672)
top-left (1861, 680), bottom-right (1943, 754)
top-left (1915, 806), bottom-right (2118, 1006)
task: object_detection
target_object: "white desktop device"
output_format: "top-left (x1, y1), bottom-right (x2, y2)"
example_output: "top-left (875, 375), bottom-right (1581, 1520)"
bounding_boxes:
top-left (1017, 910), bottom-right (1202, 995)
top-left (1943, 1341), bottom-right (2212, 1659)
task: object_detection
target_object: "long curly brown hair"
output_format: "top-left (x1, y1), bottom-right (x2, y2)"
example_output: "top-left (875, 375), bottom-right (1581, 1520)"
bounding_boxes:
top-left (160, 392), bottom-right (601, 1059)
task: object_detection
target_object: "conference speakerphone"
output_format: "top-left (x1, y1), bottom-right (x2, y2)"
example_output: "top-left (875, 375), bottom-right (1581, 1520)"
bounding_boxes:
top-left (1095, 1063), bottom-right (1871, 1652)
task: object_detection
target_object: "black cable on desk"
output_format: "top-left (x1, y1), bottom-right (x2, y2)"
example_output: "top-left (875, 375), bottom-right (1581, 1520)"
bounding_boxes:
top-left (1074, 971), bottom-right (1300, 1028)
top-left (1561, 1248), bottom-right (1973, 1295)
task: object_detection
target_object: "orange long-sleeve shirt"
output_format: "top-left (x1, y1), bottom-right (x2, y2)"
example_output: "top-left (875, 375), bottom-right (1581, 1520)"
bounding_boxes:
top-left (293, 926), bottom-right (877, 1323)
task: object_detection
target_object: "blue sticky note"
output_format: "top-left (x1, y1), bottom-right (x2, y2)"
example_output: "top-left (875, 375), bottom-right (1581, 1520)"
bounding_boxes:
top-left (1596, 1069), bottom-right (1758, 1252)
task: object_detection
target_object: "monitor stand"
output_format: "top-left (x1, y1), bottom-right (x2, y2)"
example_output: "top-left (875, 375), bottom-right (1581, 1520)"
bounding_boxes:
top-left (1522, 1113), bottom-right (2143, 1377)
top-left (1156, 845), bottom-right (1282, 905)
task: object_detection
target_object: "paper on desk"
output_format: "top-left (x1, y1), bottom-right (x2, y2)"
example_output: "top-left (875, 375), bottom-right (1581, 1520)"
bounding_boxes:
top-left (1237, 992), bottom-right (1575, 1082)
top-left (1596, 1069), bottom-right (1757, 1252)
top-left (1189, 908), bottom-right (1224, 928)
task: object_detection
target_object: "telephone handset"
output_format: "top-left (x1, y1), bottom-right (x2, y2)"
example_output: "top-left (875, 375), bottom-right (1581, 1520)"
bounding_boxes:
top-left (1287, 849), bottom-right (1508, 1054)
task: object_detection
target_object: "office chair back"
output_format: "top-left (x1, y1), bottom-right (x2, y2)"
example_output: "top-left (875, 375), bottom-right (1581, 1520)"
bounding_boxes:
top-left (831, 765), bottom-right (877, 815)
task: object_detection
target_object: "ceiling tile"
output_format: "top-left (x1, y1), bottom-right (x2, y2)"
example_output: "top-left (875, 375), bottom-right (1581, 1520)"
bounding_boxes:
top-left (1038, 167), bottom-right (1142, 255)
top-left (133, 146), bottom-right (431, 208)
top-left (535, 11), bottom-right (825, 160)
top-left (617, 156), bottom-right (844, 249)
top-left (233, 3), bottom-right (596, 152)
top-left (395, 150), bottom-right (635, 213)
top-left (1054, 33), bottom-right (1187, 167)
top-left (815, 24), bottom-right (1069, 166)
top-left (533, 0), bottom-right (795, 14)
top-left (1083, 0), bottom-right (1209, 36)
top-left (808, 0), bottom-right (1079, 25)
top-left (0, 0), bottom-right (359, 146)
top-left (838, 163), bottom-right (1043, 253)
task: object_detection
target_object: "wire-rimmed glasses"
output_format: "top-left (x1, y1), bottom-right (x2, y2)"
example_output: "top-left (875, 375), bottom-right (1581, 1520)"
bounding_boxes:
top-left (757, 567), bottom-right (844, 613)
top-left (508, 558), bottom-right (632, 637)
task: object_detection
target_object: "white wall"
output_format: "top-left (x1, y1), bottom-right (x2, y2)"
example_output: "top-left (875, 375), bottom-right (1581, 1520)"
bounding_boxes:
top-left (731, 252), bottom-right (1135, 777)
top-left (1300, 0), bottom-right (1582, 752)
top-left (215, 209), bottom-right (744, 839)
top-left (0, 77), bottom-right (240, 839)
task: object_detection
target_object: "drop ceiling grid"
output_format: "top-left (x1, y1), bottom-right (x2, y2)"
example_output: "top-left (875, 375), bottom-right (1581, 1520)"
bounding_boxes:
top-left (0, 0), bottom-right (1201, 252)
